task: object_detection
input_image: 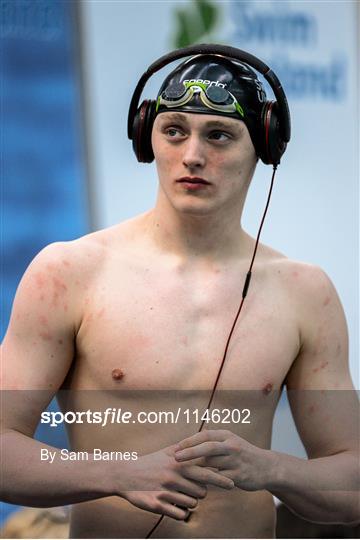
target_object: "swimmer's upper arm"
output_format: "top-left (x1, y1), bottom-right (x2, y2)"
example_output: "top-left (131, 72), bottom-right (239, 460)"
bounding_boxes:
top-left (284, 264), bottom-right (358, 459)
top-left (1, 242), bottom-right (82, 436)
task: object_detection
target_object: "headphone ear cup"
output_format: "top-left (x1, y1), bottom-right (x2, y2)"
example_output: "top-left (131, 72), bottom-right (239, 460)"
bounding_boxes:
top-left (260, 101), bottom-right (287, 165)
top-left (132, 100), bottom-right (156, 163)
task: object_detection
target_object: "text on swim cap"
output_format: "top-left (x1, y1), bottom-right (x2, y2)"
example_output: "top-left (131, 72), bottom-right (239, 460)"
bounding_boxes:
top-left (183, 79), bottom-right (227, 89)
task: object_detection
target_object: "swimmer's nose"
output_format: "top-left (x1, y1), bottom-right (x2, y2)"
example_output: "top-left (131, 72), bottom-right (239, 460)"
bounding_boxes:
top-left (182, 136), bottom-right (206, 169)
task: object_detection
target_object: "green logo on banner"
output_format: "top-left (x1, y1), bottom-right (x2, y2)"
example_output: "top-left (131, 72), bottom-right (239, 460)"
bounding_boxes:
top-left (173, 0), bottom-right (221, 48)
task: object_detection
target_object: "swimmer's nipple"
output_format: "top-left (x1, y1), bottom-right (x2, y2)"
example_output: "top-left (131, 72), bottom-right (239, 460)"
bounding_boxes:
top-left (262, 383), bottom-right (273, 395)
top-left (111, 368), bottom-right (124, 381)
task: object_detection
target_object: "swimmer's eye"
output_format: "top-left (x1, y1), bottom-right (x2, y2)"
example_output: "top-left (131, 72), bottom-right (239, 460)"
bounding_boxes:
top-left (163, 126), bottom-right (186, 139)
top-left (207, 131), bottom-right (232, 142)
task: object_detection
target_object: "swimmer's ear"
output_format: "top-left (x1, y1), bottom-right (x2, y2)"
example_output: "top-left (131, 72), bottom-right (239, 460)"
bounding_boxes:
top-left (132, 100), bottom-right (156, 163)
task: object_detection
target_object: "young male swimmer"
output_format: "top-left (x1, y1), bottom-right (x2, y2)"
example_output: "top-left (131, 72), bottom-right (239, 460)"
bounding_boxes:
top-left (1, 47), bottom-right (358, 538)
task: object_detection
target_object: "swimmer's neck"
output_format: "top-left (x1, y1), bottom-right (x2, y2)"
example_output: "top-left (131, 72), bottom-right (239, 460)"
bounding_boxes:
top-left (141, 199), bottom-right (252, 264)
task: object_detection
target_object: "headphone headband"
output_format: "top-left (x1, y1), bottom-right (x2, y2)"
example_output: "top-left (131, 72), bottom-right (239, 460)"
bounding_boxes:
top-left (127, 43), bottom-right (291, 143)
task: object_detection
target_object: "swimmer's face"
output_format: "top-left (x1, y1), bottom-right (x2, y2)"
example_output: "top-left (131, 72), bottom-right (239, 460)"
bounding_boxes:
top-left (151, 112), bottom-right (257, 216)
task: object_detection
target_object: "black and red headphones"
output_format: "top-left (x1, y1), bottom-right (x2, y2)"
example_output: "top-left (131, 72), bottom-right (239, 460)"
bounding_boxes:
top-left (128, 43), bottom-right (291, 166)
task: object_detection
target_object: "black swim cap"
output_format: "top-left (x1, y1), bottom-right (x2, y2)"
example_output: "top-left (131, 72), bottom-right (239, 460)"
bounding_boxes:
top-left (156, 54), bottom-right (267, 156)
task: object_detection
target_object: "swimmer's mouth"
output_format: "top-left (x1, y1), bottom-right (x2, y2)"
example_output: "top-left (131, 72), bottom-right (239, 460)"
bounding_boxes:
top-left (177, 177), bottom-right (211, 185)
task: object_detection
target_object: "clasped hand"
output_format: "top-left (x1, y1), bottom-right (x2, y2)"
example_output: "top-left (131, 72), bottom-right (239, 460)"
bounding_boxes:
top-left (175, 429), bottom-right (275, 492)
top-left (119, 442), bottom-right (234, 520)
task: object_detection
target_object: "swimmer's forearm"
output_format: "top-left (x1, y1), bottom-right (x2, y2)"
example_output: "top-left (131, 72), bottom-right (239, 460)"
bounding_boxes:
top-left (267, 449), bottom-right (359, 524)
top-left (0, 430), bottom-right (116, 507)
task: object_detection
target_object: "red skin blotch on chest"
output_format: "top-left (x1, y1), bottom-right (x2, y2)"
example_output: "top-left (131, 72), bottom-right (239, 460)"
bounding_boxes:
top-left (262, 383), bottom-right (273, 395)
top-left (112, 368), bottom-right (124, 381)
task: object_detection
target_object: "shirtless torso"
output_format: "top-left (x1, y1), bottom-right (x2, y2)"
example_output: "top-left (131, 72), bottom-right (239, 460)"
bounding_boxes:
top-left (53, 215), bottom-right (303, 538)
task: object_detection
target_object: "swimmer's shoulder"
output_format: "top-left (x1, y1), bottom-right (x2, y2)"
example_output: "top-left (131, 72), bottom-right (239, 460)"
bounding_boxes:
top-left (25, 229), bottom-right (108, 285)
top-left (29, 216), bottom-right (142, 279)
top-left (256, 241), bottom-right (338, 311)
top-left (11, 225), bottom-right (110, 314)
top-left (11, 221), bottom-right (137, 332)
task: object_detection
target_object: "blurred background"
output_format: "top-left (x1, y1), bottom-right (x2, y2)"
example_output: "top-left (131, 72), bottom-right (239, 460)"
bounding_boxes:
top-left (1, 0), bottom-right (359, 536)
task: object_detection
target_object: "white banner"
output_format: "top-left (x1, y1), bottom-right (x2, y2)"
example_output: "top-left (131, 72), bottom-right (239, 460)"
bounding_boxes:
top-left (79, 1), bottom-right (358, 391)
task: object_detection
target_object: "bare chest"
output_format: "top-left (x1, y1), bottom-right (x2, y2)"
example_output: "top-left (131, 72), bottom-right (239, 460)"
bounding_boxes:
top-left (70, 261), bottom-right (299, 393)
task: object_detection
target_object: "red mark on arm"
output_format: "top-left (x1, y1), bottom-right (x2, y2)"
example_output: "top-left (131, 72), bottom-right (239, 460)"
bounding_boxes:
top-left (35, 273), bottom-right (46, 288)
top-left (312, 360), bottom-right (329, 373)
top-left (320, 361), bottom-right (329, 369)
top-left (308, 405), bottom-right (315, 415)
top-left (38, 315), bottom-right (52, 341)
top-left (112, 368), bottom-right (124, 381)
top-left (52, 277), bottom-right (67, 306)
top-left (52, 277), bottom-right (67, 293)
top-left (39, 331), bottom-right (52, 341)
top-left (323, 296), bottom-right (331, 306)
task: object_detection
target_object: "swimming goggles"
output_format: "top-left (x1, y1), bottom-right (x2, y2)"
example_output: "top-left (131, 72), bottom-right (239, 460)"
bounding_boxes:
top-left (156, 81), bottom-right (244, 118)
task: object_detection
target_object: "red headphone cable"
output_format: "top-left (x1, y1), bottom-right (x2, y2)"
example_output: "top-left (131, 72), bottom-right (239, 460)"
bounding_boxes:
top-left (145, 164), bottom-right (278, 538)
